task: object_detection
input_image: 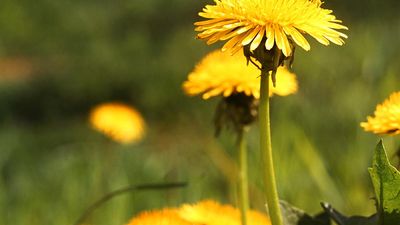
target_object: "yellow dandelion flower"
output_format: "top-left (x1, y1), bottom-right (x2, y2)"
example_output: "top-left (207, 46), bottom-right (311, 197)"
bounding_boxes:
top-left (178, 200), bottom-right (271, 225)
top-left (183, 50), bottom-right (297, 100)
top-left (195, 0), bottom-right (348, 56)
top-left (89, 102), bottom-right (146, 144)
top-left (361, 91), bottom-right (400, 135)
top-left (126, 209), bottom-right (194, 225)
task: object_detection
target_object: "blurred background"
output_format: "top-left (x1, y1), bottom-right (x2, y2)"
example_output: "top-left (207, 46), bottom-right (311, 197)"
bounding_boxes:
top-left (0, 0), bottom-right (399, 224)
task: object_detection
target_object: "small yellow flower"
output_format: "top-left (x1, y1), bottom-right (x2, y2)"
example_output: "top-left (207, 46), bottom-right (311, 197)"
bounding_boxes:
top-left (361, 91), bottom-right (400, 135)
top-left (126, 209), bottom-right (194, 225)
top-left (89, 102), bottom-right (146, 144)
top-left (183, 50), bottom-right (298, 100)
top-left (178, 200), bottom-right (271, 225)
top-left (195, 0), bottom-right (347, 56)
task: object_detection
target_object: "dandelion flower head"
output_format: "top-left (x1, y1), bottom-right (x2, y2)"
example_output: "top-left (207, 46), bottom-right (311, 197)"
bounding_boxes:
top-left (183, 50), bottom-right (297, 100)
top-left (178, 200), bottom-right (271, 225)
top-left (89, 102), bottom-right (146, 144)
top-left (195, 0), bottom-right (348, 56)
top-left (361, 91), bottom-right (400, 135)
top-left (126, 209), bottom-right (194, 225)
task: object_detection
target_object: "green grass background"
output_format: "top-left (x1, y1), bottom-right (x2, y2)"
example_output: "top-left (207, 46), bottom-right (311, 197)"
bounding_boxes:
top-left (0, 0), bottom-right (399, 224)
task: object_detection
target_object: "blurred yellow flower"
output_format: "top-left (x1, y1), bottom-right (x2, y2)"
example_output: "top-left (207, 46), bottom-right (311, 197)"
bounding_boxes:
top-left (178, 200), bottom-right (271, 225)
top-left (183, 50), bottom-right (297, 100)
top-left (361, 91), bottom-right (400, 135)
top-left (126, 209), bottom-right (194, 225)
top-left (89, 102), bottom-right (146, 144)
top-left (195, 0), bottom-right (347, 56)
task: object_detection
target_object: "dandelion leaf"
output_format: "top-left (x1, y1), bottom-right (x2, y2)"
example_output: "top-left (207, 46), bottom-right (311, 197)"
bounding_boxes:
top-left (368, 140), bottom-right (400, 224)
top-left (321, 202), bottom-right (378, 225)
top-left (280, 200), bottom-right (331, 225)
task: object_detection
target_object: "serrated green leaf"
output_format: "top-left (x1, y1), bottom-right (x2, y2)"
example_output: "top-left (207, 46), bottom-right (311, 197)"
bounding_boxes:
top-left (368, 140), bottom-right (400, 224)
top-left (321, 202), bottom-right (378, 225)
top-left (280, 200), bottom-right (331, 225)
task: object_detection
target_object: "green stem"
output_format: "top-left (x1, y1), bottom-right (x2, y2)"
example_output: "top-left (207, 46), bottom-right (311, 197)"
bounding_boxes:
top-left (237, 127), bottom-right (249, 225)
top-left (259, 66), bottom-right (283, 224)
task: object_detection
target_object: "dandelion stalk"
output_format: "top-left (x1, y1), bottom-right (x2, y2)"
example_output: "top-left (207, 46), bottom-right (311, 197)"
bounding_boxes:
top-left (259, 50), bottom-right (283, 225)
top-left (193, 1), bottom-right (347, 224)
top-left (237, 127), bottom-right (249, 225)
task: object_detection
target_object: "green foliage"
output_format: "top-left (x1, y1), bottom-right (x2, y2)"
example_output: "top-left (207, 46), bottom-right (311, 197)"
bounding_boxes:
top-left (369, 140), bottom-right (400, 224)
top-left (281, 141), bottom-right (400, 225)
top-left (314, 141), bottom-right (400, 225)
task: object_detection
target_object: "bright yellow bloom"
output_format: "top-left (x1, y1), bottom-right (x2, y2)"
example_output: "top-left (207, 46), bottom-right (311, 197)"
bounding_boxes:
top-left (89, 102), bottom-right (146, 144)
top-left (183, 50), bottom-right (297, 100)
top-left (178, 200), bottom-right (271, 225)
top-left (361, 91), bottom-right (400, 135)
top-left (126, 209), bottom-right (194, 225)
top-left (195, 0), bottom-right (347, 56)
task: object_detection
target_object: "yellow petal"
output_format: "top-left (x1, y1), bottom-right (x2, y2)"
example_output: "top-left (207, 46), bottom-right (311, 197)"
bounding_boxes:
top-left (194, 18), bottom-right (225, 26)
top-left (250, 26), bottom-right (266, 51)
top-left (222, 33), bottom-right (245, 52)
top-left (283, 26), bottom-right (310, 51)
top-left (265, 24), bottom-right (275, 50)
top-left (242, 26), bottom-right (262, 46)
